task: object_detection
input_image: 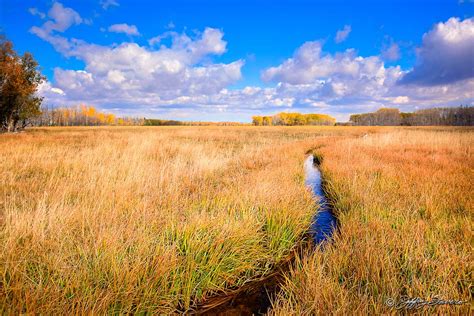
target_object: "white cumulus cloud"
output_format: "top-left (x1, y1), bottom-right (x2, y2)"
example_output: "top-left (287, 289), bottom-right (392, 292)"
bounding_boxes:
top-left (33, 2), bottom-right (82, 34)
top-left (261, 41), bottom-right (392, 86)
top-left (381, 42), bottom-right (400, 61)
top-left (399, 17), bottom-right (474, 85)
top-left (32, 5), bottom-right (473, 121)
top-left (259, 33), bottom-right (473, 118)
top-left (335, 25), bottom-right (351, 43)
top-left (28, 7), bottom-right (46, 19)
top-left (101, 0), bottom-right (119, 10)
top-left (30, 4), bottom-right (244, 112)
top-left (108, 23), bottom-right (140, 36)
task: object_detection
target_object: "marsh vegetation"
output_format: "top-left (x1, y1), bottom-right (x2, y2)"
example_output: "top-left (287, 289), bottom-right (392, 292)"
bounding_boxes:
top-left (0, 126), bottom-right (472, 314)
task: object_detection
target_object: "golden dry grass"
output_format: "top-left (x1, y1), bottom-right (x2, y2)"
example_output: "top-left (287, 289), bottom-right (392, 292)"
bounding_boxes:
top-left (271, 127), bottom-right (473, 314)
top-left (0, 126), bottom-right (334, 313)
top-left (0, 126), bottom-right (472, 314)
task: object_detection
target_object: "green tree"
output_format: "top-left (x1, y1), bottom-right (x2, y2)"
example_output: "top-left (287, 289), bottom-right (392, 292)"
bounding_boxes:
top-left (0, 36), bottom-right (44, 132)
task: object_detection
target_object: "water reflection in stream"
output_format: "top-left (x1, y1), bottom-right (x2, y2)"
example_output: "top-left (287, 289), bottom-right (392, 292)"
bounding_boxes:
top-left (304, 155), bottom-right (337, 244)
top-left (195, 155), bottom-right (337, 315)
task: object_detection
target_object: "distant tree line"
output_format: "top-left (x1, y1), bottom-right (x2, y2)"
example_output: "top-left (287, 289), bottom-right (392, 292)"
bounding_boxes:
top-left (252, 112), bottom-right (336, 126)
top-left (350, 106), bottom-right (473, 126)
top-left (144, 119), bottom-right (183, 126)
top-left (144, 119), bottom-right (248, 126)
top-left (32, 107), bottom-right (249, 127)
top-left (33, 105), bottom-right (144, 126)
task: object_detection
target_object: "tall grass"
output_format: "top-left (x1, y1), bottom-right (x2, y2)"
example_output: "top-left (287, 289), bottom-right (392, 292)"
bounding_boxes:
top-left (1, 126), bottom-right (471, 314)
top-left (271, 128), bottom-right (473, 314)
top-left (0, 126), bottom-right (332, 313)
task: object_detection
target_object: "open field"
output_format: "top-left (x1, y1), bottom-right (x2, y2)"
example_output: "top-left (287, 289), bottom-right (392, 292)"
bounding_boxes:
top-left (272, 128), bottom-right (473, 314)
top-left (0, 126), bottom-right (472, 314)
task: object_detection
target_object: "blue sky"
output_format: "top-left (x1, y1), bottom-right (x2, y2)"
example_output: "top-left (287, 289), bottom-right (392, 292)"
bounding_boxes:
top-left (1, 0), bottom-right (473, 121)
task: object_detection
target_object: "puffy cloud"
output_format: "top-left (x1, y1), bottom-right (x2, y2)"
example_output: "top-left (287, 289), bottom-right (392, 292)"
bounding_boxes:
top-left (108, 23), bottom-right (140, 36)
top-left (33, 6), bottom-right (473, 121)
top-left (40, 2), bottom-right (82, 33)
top-left (38, 81), bottom-right (68, 104)
top-left (30, 2), bottom-right (240, 107)
top-left (49, 54), bottom-right (243, 103)
top-left (258, 36), bottom-right (473, 119)
top-left (244, 18), bottom-right (472, 118)
top-left (399, 17), bottom-right (474, 86)
top-left (100, 0), bottom-right (119, 10)
top-left (51, 87), bottom-right (65, 95)
top-left (190, 27), bottom-right (227, 56)
top-left (148, 28), bottom-right (226, 60)
top-left (261, 41), bottom-right (392, 86)
top-left (392, 96), bottom-right (409, 104)
top-left (29, 1), bottom-right (83, 50)
top-left (335, 25), bottom-right (351, 43)
top-left (381, 42), bottom-right (400, 61)
top-left (31, 5), bottom-right (244, 111)
top-left (28, 7), bottom-right (46, 19)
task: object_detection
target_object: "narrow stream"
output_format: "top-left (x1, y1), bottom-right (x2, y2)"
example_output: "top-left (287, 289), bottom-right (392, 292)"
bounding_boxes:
top-left (304, 155), bottom-right (338, 244)
top-left (193, 155), bottom-right (337, 315)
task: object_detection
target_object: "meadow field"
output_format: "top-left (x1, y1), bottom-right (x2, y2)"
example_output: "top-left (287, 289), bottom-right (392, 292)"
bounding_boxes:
top-left (0, 126), bottom-right (472, 314)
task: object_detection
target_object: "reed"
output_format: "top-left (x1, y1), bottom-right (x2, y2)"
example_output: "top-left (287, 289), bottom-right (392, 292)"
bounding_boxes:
top-left (271, 127), bottom-right (473, 314)
top-left (1, 126), bottom-right (471, 314)
top-left (0, 126), bottom-right (321, 313)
